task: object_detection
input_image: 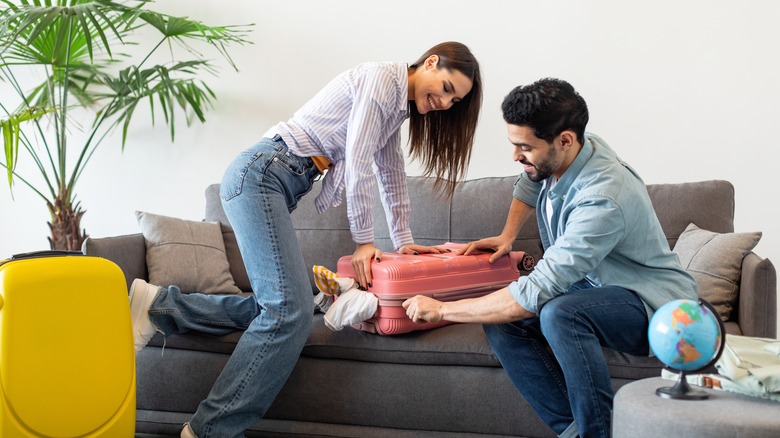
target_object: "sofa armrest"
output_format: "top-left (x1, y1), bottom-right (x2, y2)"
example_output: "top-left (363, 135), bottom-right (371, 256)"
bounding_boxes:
top-left (82, 234), bottom-right (148, 292)
top-left (737, 252), bottom-right (777, 338)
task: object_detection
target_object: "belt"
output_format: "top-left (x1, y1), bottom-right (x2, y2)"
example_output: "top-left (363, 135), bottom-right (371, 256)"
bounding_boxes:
top-left (311, 155), bottom-right (332, 174)
top-left (271, 134), bottom-right (331, 174)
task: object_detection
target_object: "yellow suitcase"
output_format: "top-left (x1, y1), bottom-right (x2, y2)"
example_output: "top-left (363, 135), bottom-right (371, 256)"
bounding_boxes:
top-left (0, 251), bottom-right (135, 437)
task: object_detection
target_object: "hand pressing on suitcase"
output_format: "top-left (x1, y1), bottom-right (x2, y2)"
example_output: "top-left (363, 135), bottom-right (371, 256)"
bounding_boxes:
top-left (455, 236), bottom-right (514, 263)
top-left (352, 243), bottom-right (383, 290)
top-left (398, 244), bottom-right (451, 256)
top-left (456, 197), bottom-right (535, 263)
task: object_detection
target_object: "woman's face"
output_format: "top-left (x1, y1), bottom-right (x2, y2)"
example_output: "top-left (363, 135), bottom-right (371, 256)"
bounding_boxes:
top-left (411, 55), bottom-right (473, 114)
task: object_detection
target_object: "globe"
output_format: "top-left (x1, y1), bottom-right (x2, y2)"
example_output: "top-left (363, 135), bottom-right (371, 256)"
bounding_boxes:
top-left (647, 298), bottom-right (726, 399)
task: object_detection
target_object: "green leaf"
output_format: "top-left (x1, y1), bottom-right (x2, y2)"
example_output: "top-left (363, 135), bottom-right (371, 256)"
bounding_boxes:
top-left (136, 10), bottom-right (252, 71)
top-left (0, 105), bottom-right (55, 187)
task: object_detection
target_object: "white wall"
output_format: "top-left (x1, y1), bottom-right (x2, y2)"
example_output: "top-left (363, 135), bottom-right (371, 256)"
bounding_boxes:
top-left (3, 0), bottom-right (778, 334)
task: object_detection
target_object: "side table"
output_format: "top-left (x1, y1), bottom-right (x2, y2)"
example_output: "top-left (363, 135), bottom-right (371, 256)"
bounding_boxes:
top-left (613, 377), bottom-right (780, 437)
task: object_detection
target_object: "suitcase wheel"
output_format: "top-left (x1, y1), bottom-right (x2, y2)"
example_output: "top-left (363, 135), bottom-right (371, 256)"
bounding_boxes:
top-left (519, 254), bottom-right (535, 271)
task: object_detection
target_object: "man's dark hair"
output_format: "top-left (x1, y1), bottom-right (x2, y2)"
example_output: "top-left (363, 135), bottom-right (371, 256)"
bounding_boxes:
top-left (501, 78), bottom-right (589, 144)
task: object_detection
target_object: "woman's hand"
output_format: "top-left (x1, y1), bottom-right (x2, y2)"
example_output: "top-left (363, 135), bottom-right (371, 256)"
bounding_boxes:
top-left (351, 243), bottom-right (382, 290)
top-left (455, 236), bottom-right (514, 263)
top-left (398, 244), bottom-right (451, 255)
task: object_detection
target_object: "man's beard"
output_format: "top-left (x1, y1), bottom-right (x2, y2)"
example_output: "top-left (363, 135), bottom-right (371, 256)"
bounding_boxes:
top-left (524, 147), bottom-right (557, 182)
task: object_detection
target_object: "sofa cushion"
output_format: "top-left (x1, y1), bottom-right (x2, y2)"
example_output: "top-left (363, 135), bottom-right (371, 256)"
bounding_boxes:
top-left (646, 180), bottom-right (735, 249)
top-left (372, 176), bottom-right (545, 263)
top-left (145, 314), bottom-right (673, 381)
top-left (204, 179), bottom-right (737, 297)
top-left (136, 211), bottom-right (240, 294)
top-left (81, 233), bottom-right (147, 291)
top-left (305, 316), bottom-right (500, 366)
top-left (147, 313), bottom-right (502, 367)
top-left (673, 223), bottom-right (762, 321)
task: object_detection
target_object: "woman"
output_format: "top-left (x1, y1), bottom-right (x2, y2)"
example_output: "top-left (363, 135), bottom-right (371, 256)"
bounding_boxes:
top-left (129, 41), bottom-right (482, 438)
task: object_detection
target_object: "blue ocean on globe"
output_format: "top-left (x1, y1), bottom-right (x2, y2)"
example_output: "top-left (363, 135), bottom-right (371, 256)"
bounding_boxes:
top-left (648, 299), bottom-right (723, 371)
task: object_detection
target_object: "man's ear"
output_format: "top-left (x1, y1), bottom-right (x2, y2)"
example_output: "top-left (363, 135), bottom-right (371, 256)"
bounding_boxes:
top-left (559, 130), bottom-right (576, 150)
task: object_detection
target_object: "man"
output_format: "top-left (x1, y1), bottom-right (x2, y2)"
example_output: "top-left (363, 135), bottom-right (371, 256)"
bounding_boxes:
top-left (402, 78), bottom-right (697, 438)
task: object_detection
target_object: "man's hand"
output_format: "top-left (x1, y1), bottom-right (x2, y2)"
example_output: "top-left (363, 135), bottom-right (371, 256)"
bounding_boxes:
top-left (455, 236), bottom-right (514, 263)
top-left (402, 295), bottom-right (445, 324)
top-left (454, 197), bottom-right (534, 263)
top-left (352, 243), bottom-right (382, 290)
top-left (398, 244), bottom-right (451, 255)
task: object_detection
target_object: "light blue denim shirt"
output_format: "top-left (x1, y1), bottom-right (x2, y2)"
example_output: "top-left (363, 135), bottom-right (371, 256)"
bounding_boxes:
top-left (508, 133), bottom-right (698, 319)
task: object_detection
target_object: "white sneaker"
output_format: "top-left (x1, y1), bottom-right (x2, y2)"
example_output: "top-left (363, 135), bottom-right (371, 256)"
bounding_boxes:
top-left (181, 422), bottom-right (198, 438)
top-left (128, 279), bottom-right (161, 352)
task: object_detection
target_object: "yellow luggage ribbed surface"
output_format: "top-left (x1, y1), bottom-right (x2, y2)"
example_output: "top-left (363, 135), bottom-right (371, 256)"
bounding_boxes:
top-left (0, 253), bottom-right (135, 437)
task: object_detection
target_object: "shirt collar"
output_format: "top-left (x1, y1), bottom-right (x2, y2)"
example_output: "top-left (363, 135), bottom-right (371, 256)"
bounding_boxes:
top-left (547, 133), bottom-right (594, 197)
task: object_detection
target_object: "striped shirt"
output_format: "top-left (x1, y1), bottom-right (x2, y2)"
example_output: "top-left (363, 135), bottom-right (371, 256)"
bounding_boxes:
top-left (265, 62), bottom-right (414, 249)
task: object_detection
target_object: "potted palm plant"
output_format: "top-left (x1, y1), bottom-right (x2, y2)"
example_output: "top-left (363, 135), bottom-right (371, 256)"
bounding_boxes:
top-left (0, 0), bottom-right (252, 250)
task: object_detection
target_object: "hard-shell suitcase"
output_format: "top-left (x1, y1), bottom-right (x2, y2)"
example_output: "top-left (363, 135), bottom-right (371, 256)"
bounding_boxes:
top-left (0, 251), bottom-right (135, 437)
top-left (336, 242), bottom-right (535, 335)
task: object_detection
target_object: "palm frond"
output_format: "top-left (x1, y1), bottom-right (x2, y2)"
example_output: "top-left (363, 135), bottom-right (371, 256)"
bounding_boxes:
top-left (0, 105), bottom-right (55, 187)
top-left (0, 0), bottom-right (140, 64)
top-left (20, 64), bottom-right (103, 108)
top-left (137, 10), bottom-right (253, 70)
top-left (93, 60), bottom-right (218, 143)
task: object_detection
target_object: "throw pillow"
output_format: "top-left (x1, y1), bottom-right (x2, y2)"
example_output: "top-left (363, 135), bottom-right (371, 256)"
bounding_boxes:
top-left (673, 223), bottom-right (762, 322)
top-left (136, 211), bottom-right (241, 294)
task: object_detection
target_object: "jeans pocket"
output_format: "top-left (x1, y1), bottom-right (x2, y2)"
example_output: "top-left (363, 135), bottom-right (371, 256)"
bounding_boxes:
top-left (271, 149), bottom-right (307, 176)
top-left (221, 149), bottom-right (264, 202)
top-left (266, 151), bottom-right (318, 211)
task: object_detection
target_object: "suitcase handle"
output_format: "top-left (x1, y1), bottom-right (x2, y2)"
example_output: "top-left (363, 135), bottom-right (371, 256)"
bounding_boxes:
top-left (10, 250), bottom-right (83, 260)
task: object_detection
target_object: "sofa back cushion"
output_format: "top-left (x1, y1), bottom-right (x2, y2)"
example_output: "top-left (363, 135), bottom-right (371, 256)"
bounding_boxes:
top-left (370, 176), bottom-right (543, 261)
top-left (646, 180), bottom-right (735, 248)
top-left (204, 178), bottom-right (735, 293)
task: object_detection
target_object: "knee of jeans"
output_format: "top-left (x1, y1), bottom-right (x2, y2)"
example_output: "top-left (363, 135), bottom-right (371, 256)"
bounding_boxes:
top-left (284, 308), bottom-right (312, 344)
top-left (539, 299), bottom-right (570, 334)
top-left (277, 301), bottom-right (312, 327)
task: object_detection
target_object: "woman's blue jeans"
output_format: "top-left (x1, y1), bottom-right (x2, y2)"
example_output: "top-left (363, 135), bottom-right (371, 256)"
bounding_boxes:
top-left (147, 136), bottom-right (320, 438)
top-left (483, 285), bottom-right (649, 438)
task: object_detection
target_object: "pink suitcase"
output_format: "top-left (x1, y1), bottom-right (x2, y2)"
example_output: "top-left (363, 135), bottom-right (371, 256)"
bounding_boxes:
top-left (336, 242), bottom-right (535, 335)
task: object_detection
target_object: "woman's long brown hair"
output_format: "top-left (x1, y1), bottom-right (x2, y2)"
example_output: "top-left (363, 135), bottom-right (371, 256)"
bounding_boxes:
top-left (408, 42), bottom-right (482, 198)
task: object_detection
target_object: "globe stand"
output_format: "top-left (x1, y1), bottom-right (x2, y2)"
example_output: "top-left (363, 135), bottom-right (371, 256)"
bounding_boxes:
top-left (656, 370), bottom-right (709, 400)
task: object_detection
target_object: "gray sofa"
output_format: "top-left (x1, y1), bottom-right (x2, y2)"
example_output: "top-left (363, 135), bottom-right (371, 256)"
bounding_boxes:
top-left (83, 177), bottom-right (777, 438)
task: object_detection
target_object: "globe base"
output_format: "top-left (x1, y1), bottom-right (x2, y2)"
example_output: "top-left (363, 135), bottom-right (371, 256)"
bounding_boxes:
top-left (655, 371), bottom-right (709, 400)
